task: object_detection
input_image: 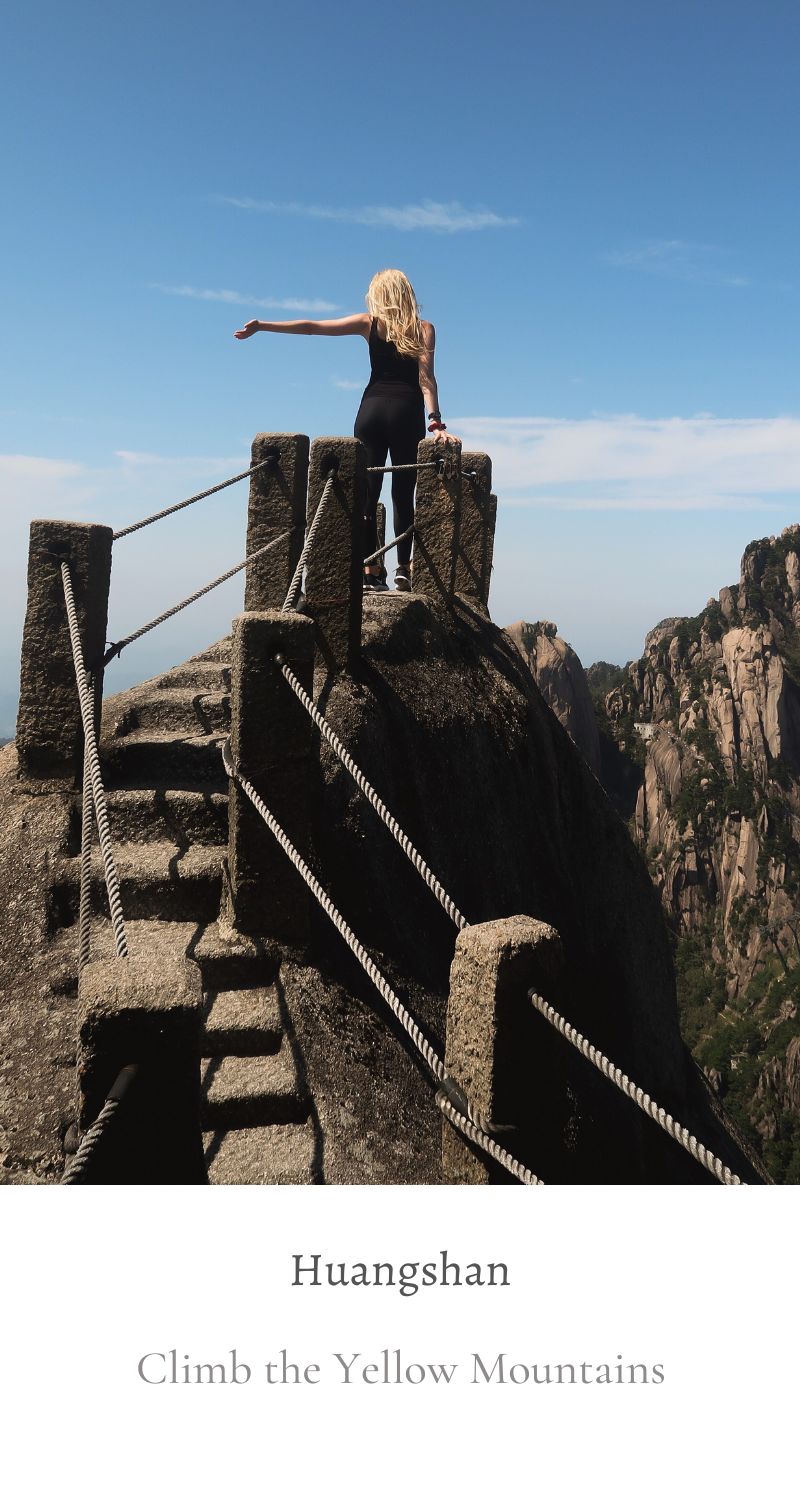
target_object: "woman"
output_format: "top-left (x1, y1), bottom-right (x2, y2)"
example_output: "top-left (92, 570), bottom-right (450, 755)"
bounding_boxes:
top-left (234, 268), bottom-right (458, 592)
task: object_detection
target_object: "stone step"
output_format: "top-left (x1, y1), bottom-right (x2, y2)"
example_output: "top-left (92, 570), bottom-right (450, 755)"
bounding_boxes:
top-left (51, 918), bottom-right (278, 988)
top-left (99, 787), bottom-right (228, 847)
top-left (203, 986), bottom-right (283, 1056)
top-left (200, 1047), bottom-right (308, 1128)
top-left (108, 689), bottom-right (231, 737)
top-left (154, 659), bottom-right (231, 692)
top-left (203, 1122), bottom-right (319, 1185)
top-left (101, 730), bottom-right (227, 790)
top-left (54, 842), bottom-right (223, 923)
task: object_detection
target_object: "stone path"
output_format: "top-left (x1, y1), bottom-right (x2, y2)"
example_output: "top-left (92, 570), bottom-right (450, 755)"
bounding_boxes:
top-left (54, 641), bottom-right (319, 1184)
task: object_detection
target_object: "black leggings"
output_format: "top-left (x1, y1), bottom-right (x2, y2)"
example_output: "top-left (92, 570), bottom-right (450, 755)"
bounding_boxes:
top-left (354, 391), bottom-right (426, 569)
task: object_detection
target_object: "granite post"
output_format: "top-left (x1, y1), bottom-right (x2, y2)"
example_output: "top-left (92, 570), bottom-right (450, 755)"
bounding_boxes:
top-left (244, 433), bottom-right (309, 611)
top-left (17, 520), bottom-right (113, 779)
top-left (303, 437), bottom-right (365, 675)
top-left (225, 609), bottom-right (315, 939)
top-left (77, 955), bottom-right (206, 1184)
top-left (442, 915), bottom-right (565, 1184)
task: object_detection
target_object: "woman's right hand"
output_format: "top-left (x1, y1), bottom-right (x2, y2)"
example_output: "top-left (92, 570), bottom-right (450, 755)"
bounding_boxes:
top-left (431, 429), bottom-right (460, 446)
top-left (233, 320), bottom-right (261, 339)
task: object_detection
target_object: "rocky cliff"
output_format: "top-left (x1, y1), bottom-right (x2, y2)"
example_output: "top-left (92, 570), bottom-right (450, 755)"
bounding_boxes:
top-left (513, 526), bottom-right (800, 1181)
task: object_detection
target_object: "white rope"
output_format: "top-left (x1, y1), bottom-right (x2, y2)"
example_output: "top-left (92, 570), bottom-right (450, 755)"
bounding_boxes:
top-left (282, 472), bottom-right (335, 613)
top-left (61, 1097), bottom-right (121, 1183)
top-left (275, 657), bottom-right (467, 930)
top-left (222, 740), bottom-right (537, 1185)
top-left (529, 992), bottom-right (742, 1186)
top-left (61, 563), bottom-right (128, 959)
top-left (366, 462), bottom-right (438, 474)
top-left (363, 524), bottom-right (414, 568)
top-left (78, 723), bottom-right (94, 972)
top-left (436, 1093), bottom-right (542, 1186)
top-left (113, 457), bottom-right (276, 540)
top-left (105, 529), bottom-right (292, 664)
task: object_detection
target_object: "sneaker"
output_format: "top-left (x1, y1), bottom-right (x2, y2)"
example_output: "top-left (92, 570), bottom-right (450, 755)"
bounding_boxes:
top-left (394, 567), bottom-right (412, 593)
top-left (364, 570), bottom-right (389, 593)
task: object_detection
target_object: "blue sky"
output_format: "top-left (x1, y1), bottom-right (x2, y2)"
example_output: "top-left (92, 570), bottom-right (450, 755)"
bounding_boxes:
top-left (1, 0), bottom-right (799, 733)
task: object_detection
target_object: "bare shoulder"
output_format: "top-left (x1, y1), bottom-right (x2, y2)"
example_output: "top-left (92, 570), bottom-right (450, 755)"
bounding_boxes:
top-left (421, 320), bottom-right (435, 346)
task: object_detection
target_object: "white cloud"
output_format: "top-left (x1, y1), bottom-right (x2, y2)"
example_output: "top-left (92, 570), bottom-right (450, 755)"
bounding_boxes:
top-left (152, 283), bottom-right (340, 312)
top-left (332, 378), bottom-right (362, 391)
top-left (605, 239), bottom-right (749, 286)
top-left (218, 197), bottom-right (518, 233)
top-left (451, 414), bottom-right (800, 510)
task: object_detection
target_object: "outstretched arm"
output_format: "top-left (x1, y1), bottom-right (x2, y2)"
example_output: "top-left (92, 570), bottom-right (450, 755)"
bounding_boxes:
top-left (418, 323), bottom-right (459, 445)
top-left (234, 313), bottom-right (371, 340)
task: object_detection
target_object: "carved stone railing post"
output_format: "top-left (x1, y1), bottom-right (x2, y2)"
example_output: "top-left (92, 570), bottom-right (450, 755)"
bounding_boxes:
top-left (442, 915), bottom-right (565, 1184)
top-left (303, 437), bottom-right (365, 675)
top-left (77, 955), bottom-right (206, 1183)
top-left (457, 451), bottom-right (495, 610)
top-left (244, 433), bottom-right (309, 611)
top-left (411, 438), bottom-right (461, 602)
top-left (412, 442), bottom-right (497, 611)
top-left (17, 520), bottom-right (113, 780)
top-left (224, 609), bottom-right (315, 940)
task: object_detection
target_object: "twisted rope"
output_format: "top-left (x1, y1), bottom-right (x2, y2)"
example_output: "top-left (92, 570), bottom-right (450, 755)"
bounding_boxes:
top-left (436, 1093), bottom-right (542, 1186)
top-left (61, 1098), bottom-right (121, 1183)
top-left (529, 992), bottom-right (742, 1186)
top-left (77, 683), bottom-right (98, 971)
top-left (366, 462), bottom-right (438, 473)
top-left (104, 529), bottom-right (292, 665)
top-left (363, 524), bottom-right (414, 568)
top-left (61, 563), bottom-right (128, 959)
top-left (113, 457), bottom-right (276, 540)
top-left (222, 741), bottom-right (537, 1186)
top-left (61, 1064), bottom-right (138, 1184)
top-left (282, 472), bottom-right (335, 613)
top-left (275, 657), bottom-right (467, 930)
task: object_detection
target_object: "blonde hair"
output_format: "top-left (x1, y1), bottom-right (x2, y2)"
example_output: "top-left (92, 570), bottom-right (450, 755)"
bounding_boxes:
top-left (366, 269), bottom-right (424, 358)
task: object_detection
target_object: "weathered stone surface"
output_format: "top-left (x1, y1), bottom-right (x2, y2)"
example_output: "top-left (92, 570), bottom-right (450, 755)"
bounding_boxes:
top-left (77, 954), bottom-right (205, 1182)
top-left (244, 433), bottom-right (309, 612)
top-left (453, 451), bottom-right (494, 607)
top-left (443, 916), bottom-right (564, 1183)
top-left (304, 437), bottom-right (365, 674)
top-left (227, 610), bottom-right (314, 938)
top-left (507, 620), bottom-right (602, 777)
top-left (412, 438), bottom-right (461, 601)
top-left (17, 520), bottom-right (113, 779)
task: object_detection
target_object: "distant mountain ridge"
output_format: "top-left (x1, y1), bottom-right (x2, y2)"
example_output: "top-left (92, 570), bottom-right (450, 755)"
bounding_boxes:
top-left (509, 524), bottom-right (800, 1182)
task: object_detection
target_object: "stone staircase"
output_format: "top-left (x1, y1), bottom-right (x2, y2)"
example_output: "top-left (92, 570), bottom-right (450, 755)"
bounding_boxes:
top-left (52, 641), bottom-right (319, 1184)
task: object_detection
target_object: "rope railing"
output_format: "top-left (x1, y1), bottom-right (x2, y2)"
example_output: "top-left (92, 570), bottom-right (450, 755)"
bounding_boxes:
top-left (113, 456), bottom-right (277, 541)
top-left (61, 562), bottom-right (128, 960)
top-left (61, 1064), bottom-right (138, 1184)
top-left (363, 524), bottom-right (414, 568)
top-left (222, 739), bottom-right (540, 1185)
top-left (274, 655), bottom-right (467, 930)
top-left (282, 472), bottom-right (336, 613)
top-left (529, 992), bottom-right (742, 1186)
top-left (102, 529), bottom-right (293, 667)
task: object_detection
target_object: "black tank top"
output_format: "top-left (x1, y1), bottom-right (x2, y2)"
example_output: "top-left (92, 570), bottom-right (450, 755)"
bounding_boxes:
top-left (364, 318), bottom-right (422, 397)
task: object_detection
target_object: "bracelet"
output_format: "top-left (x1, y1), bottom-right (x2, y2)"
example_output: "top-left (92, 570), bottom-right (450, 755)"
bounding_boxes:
top-left (428, 420), bottom-right (447, 432)
top-left (427, 409), bottom-right (442, 422)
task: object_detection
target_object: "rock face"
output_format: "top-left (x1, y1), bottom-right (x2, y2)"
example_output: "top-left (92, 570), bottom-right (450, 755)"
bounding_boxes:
top-left (0, 594), bottom-right (762, 1186)
top-left (587, 527), bottom-right (800, 1182)
top-left (506, 620), bottom-right (601, 777)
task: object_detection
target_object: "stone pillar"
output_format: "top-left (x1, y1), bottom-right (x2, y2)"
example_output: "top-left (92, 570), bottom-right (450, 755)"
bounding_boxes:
top-left (442, 915), bottom-right (564, 1184)
top-left (17, 520), bottom-right (113, 779)
top-left (225, 609), bottom-right (314, 940)
top-left (303, 437), bottom-right (365, 675)
top-left (244, 432), bottom-right (309, 611)
top-left (457, 451), bottom-right (495, 609)
top-left (411, 438), bottom-right (461, 602)
top-left (77, 955), bottom-right (205, 1184)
